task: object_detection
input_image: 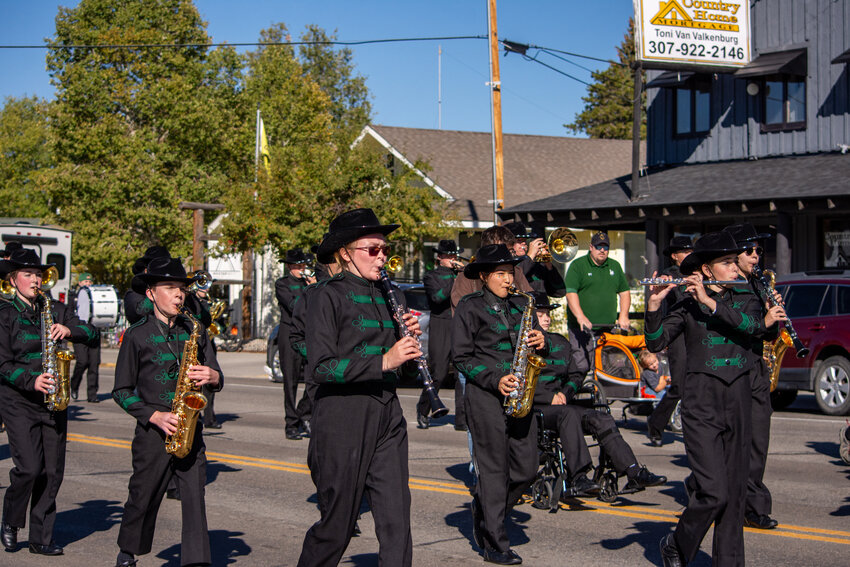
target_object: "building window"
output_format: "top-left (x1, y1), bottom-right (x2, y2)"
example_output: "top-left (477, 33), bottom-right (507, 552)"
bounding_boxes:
top-left (762, 76), bottom-right (806, 131)
top-left (674, 83), bottom-right (710, 136)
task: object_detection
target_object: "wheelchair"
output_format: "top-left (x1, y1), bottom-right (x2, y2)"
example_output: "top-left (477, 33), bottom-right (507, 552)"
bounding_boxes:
top-left (528, 385), bottom-right (649, 513)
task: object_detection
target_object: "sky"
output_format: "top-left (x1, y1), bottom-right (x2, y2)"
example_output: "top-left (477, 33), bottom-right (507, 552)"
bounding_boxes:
top-left (0, 1), bottom-right (637, 138)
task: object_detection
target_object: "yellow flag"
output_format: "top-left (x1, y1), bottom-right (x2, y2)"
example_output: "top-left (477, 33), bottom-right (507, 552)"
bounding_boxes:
top-left (259, 118), bottom-right (271, 176)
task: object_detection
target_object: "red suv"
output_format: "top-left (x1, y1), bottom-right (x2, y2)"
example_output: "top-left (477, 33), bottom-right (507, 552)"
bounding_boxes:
top-left (772, 271), bottom-right (850, 415)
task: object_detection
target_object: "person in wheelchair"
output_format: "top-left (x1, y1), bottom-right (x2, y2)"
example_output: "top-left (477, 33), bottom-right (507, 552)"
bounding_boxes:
top-left (531, 292), bottom-right (667, 498)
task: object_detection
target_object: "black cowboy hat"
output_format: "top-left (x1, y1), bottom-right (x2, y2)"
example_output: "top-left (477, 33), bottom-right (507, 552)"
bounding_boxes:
top-left (463, 244), bottom-right (522, 279)
top-left (723, 223), bottom-right (772, 245)
top-left (434, 240), bottom-right (465, 255)
top-left (502, 221), bottom-right (529, 240)
top-left (532, 291), bottom-right (560, 311)
top-left (2, 241), bottom-right (23, 258)
top-left (525, 223), bottom-right (545, 241)
top-left (281, 248), bottom-right (311, 265)
top-left (132, 245), bottom-right (171, 275)
top-left (321, 208), bottom-right (399, 253)
top-left (131, 257), bottom-right (194, 294)
top-left (680, 232), bottom-right (747, 276)
top-left (662, 236), bottom-right (694, 257)
top-left (0, 248), bottom-right (53, 275)
top-left (314, 233), bottom-right (335, 265)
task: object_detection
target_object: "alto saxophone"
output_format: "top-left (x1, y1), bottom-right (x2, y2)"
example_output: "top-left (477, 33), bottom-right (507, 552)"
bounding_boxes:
top-left (165, 307), bottom-right (208, 458)
top-left (38, 289), bottom-right (74, 411)
top-left (503, 287), bottom-right (547, 418)
top-left (760, 269), bottom-right (794, 392)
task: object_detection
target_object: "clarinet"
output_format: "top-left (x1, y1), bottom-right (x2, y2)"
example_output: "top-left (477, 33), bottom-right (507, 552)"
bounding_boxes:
top-left (378, 268), bottom-right (449, 418)
top-left (752, 265), bottom-right (809, 358)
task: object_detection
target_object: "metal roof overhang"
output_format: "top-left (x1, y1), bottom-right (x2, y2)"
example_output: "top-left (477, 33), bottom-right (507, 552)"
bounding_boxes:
top-left (646, 71), bottom-right (696, 89)
top-left (832, 48), bottom-right (850, 64)
top-left (734, 48), bottom-right (807, 78)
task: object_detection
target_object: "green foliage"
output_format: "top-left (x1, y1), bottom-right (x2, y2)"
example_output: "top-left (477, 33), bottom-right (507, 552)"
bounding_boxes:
top-left (0, 96), bottom-right (52, 217)
top-left (566, 19), bottom-right (646, 140)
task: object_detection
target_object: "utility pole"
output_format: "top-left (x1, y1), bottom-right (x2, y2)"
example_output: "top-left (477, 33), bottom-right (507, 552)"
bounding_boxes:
top-left (178, 201), bottom-right (226, 272)
top-left (487, 0), bottom-right (505, 222)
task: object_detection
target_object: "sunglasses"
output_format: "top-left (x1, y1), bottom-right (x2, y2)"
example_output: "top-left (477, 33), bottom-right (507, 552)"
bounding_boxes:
top-left (350, 245), bottom-right (390, 257)
top-left (593, 244), bottom-right (610, 251)
top-left (744, 246), bottom-right (764, 256)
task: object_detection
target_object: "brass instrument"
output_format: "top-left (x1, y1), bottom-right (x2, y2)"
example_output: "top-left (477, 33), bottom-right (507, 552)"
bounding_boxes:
top-left (187, 270), bottom-right (213, 294)
top-left (38, 267), bottom-right (74, 411)
top-left (380, 256), bottom-right (449, 418)
top-left (207, 300), bottom-right (226, 337)
top-left (535, 228), bottom-right (579, 264)
top-left (165, 306), bottom-right (208, 458)
top-left (759, 269), bottom-right (800, 391)
top-left (639, 278), bottom-right (747, 286)
top-left (0, 279), bottom-right (14, 300)
top-left (503, 286), bottom-right (547, 418)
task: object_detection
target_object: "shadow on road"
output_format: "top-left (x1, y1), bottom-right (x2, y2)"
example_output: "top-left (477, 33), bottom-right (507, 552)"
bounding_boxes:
top-left (206, 461), bottom-right (241, 485)
top-left (445, 462), bottom-right (474, 487)
top-left (658, 479), bottom-right (689, 508)
top-left (806, 440), bottom-right (840, 460)
top-left (598, 520), bottom-right (711, 566)
top-left (54, 499), bottom-right (123, 546)
top-left (156, 529), bottom-right (251, 566)
top-left (212, 412), bottom-right (240, 425)
top-left (341, 553), bottom-right (379, 566)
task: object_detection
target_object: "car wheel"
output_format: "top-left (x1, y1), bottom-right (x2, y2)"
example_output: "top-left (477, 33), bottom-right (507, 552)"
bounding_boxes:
top-left (769, 389), bottom-right (798, 411)
top-left (668, 400), bottom-right (683, 433)
top-left (814, 356), bottom-right (850, 416)
top-left (271, 349), bottom-right (283, 382)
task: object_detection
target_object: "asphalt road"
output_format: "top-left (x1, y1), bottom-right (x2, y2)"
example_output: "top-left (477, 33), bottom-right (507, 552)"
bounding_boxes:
top-left (1, 349), bottom-right (848, 566)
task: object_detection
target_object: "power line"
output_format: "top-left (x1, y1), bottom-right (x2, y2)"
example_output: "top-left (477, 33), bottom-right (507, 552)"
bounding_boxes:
top-left (0, 35), bottom-right (488, 50)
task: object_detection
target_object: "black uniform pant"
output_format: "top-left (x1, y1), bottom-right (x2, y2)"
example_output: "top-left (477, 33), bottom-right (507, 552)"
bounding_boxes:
top-left (418, 316), bottom-right (465, 426)
top-left (117, 423), bottom-right (210, 566)
top-left (540, 403), bottom-right (637, 476)
top-left (567, 323), bottom-right (596, 378)
top-left (71, 341), bottom-right (100, 401)
top-left (202, 385), bottom-right (216, 427)
top-left (465, 383), bottom-right (537, 554)
top-left (647, 378), bottom-right (681, 438)
top-left (298, 386), bottom-right (412, 567)
top-left (674, 372), bottom-right (751, 566)
top-left (280, 323), bottom-right (308, 431)
top-left (746, 362), bottom-right (773, 518)
top-left (1, 398), bottom-right (66, 546)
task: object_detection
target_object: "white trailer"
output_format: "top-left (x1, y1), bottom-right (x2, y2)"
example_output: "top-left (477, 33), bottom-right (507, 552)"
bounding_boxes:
top-left (0, 219), bottom-right (73, 304)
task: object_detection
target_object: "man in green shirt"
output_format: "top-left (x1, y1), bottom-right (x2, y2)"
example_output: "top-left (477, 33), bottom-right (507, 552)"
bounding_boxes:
top-left (564, 231), bottom-right (631, 376)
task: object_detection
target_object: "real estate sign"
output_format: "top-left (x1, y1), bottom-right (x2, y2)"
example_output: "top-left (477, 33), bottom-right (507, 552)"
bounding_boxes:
top-left (634, 0), bottom-right (751, 68)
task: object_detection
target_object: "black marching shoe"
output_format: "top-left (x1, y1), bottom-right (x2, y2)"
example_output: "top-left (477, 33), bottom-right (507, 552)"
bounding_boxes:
top-left (659, 533), bottom-right (683, 567)
top-left (285, 428), bottom-right (301, 440)
top-left (300, 420), bottom-right (311, 437)
top-left (745, 512), bottom-right (778, 529)
top-left (115, 550), bottom-right (138, 566)
top-left (416, 411), bottom-right (430, 429)
top-left (1, 522), bottom-right (17, 552)
top-left (569, 474), bottom-right (601, 497)
top-left (70, 390), bottom-right (78, 400)
top-left (624, 465), bottom-right (667, 491)
top-left (482, 548), bottom-right (522, 565)
top-left (454, 422), bottom-right (468, 432)
top-left (648, 432), bottom-right (663, 447)
top-left (29, 541), bottom-right (63, 556)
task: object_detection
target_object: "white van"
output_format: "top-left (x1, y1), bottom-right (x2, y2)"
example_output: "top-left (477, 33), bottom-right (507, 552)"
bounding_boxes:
top-left (0, 219), bottom-right (73, 304)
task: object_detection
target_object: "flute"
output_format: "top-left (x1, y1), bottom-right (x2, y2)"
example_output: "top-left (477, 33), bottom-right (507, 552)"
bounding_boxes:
top-left (639, 278), bottom-right (747, 286)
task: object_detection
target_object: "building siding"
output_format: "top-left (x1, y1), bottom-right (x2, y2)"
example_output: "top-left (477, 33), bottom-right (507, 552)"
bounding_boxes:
top-left (647, 0), bottom-right (850, 166)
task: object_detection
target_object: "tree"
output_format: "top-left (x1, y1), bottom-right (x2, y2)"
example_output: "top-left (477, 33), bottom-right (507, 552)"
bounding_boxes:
top-left (566, 19), bottom-right (645, 139)
top-left (43, 0), bottom-right (250, 286)
top-left (0, 96), bottom-right (52, 218)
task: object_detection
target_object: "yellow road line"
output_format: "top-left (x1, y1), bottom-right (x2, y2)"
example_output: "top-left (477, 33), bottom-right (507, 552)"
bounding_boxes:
top-left (66, 432), bottom-right (850, 546)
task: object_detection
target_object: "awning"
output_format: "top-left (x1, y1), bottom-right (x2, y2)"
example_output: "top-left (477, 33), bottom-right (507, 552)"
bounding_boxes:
top-left (734, 49), bottom-right (807, 78)
top-left (645, 71), bottom-right (695, 89)
top-left (832, 48), bottom-right (850, 64)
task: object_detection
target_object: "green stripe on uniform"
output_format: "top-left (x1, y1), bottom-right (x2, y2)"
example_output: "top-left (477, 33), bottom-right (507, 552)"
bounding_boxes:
top-left (645, 325), bottom-right (663, 341)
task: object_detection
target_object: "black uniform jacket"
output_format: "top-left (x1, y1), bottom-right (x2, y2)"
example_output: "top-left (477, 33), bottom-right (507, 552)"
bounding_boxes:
top-left (517, 256), bottom-right (567, 298)
top-left (305, 272), bottom-right (413, 390)
top-left (452, 288), bottom-right (548, 395)
top-left (423, 266), bottom-right (456, 320)
top-left (275, 274), bottom-right (307, 329)
top-left (290, 269), bottom-right (337, 361)
top-left (645, 287), bottom-right (774, 384)
top-left (0, 296), bottom-right (99, 406)
top-left (532, 331), bottom-right (583, 405)
top-left (112, 313), bottom-right (222, 427)
top-left (124, 290), bottom-right (211, 327)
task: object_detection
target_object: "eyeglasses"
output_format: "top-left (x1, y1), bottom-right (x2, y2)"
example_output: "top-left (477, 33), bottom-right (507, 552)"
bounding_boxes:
top-left (349, 245), bottom-right (390, 257)
top-left (744, 246), bottom-right (763, 257)
top-left (593, 244), bottom-right (610, 251)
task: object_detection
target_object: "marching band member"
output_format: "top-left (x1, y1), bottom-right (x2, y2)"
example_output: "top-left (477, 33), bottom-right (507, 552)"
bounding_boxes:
top-left (112, 257), bottom-right (222, 567)
top-left (503, 222), bottom-right (567, 298)
top-left (419, 239), bottom-right (466, 430)
top-left (531, 292), bottom-right (665, 497)
top-left (0, 249), bottom-right (98, 555)
top-left (648, 232), bottom-right (785, 567)
top-left (723, 223), bottom-right (780, 530)
top-left (274, 248), bottom-right (316, 439)
top-left (298, 208), bottom-right (419, 567)
top-left (0, 241), bottom-right (23, 435)
top-left (70, 272), bottom-right (101, 403)
top-left (452, 244), bottom-right (547, 565)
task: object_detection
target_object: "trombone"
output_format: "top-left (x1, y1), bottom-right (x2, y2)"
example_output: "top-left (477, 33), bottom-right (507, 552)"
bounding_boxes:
top-left (535, 228), bottom-right (579, 264)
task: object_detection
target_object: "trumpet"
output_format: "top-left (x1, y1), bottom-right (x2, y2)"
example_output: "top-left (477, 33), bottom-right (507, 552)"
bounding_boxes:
top-left (535, 228), bottom-right (579, 264)
top-left (639, 277), bottom-right (747, 286)
top-left (187, 270), bottom-right (212, 294)
top-left (449, 257), bottom-right (468, 271)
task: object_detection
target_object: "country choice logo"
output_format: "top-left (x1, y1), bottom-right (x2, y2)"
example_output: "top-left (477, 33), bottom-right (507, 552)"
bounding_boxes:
top-left (650, 0), bottom-right (741, 32)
